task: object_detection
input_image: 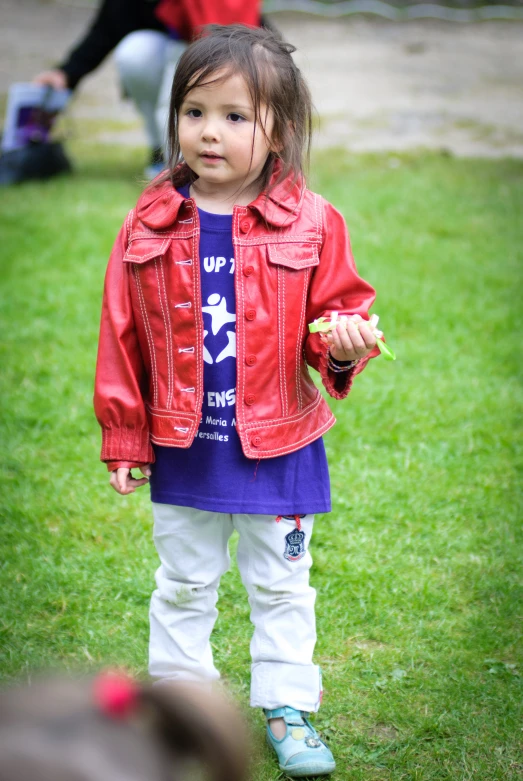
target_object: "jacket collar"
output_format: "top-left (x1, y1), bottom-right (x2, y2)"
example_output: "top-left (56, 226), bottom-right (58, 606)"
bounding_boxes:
top-left (249, 166), bottom-right (305, 228)
top-left (136, 163), bottom-right (306, 231)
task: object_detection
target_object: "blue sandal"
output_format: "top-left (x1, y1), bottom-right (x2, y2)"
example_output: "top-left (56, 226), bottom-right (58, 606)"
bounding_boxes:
top-left (264, 706), bottom-right (336, 778)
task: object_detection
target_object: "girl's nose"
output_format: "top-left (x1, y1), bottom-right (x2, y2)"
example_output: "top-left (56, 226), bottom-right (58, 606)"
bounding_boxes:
top-left (201, 118), bottom-right (220, 142)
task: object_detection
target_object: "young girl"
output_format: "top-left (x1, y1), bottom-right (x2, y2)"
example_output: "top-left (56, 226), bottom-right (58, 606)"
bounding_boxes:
top-left (94, 24), bottom-right (379, 778)
top-left (0, 672), bottom-right (248, 781)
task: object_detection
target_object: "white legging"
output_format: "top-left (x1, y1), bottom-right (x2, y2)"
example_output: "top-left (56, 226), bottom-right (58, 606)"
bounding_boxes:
top-left (113, 30), bottom-right (186, 155)
top-left (149, 504), bottom-right (322, 712)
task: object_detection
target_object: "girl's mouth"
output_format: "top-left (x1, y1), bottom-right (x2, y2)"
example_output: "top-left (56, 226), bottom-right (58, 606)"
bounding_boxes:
top-left (200, 151), bottom-right (224, 163)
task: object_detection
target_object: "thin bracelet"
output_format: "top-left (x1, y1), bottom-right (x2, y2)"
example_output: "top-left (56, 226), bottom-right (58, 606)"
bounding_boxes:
top-left (328, 355), bottom-right (358, 373)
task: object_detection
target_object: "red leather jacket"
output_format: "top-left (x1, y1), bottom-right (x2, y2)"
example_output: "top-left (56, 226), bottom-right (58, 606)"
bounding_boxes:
top-left (94, 171), bottom-right (378, 470)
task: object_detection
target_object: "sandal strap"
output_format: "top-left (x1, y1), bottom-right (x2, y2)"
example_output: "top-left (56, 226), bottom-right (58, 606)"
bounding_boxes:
top-left (264, 706), bottom-right (308, 723)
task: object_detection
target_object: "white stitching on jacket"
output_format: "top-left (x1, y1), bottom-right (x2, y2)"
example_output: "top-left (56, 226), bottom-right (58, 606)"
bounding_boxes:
top-left (277, 266), bottom-right (288, 418)
top-left (129, 229), bottom-right (195, 240)
top-left (244, 417), bottom-right (334, 457)
top-left (296, 268), bottom-right (310, 411)
top-left (132, 265), bottom-right (158, 408)
top-left (155, 259), bottom-right (173, 409)
top-left (245, 391), bottom-right (322, 430)
top-left (236, 234), bottom-right (321, 246)
top-left (190, 205), bottom-right (203, 407)
top-left (234, 209), bottom-right (245, 434)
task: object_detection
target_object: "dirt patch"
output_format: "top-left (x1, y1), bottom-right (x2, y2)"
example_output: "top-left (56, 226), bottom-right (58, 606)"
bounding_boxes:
top-left (351, 639), bottom-right (389, 652)
top-left (2, 1), bottom-right (523, 156)
top-left (366, 723), bottom-right (400, 742)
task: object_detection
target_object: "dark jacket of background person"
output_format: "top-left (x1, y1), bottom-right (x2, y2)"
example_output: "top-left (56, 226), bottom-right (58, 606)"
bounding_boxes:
top-left (57, 0), bottom-right (264, 91)
top-left (58, 0), bottom-right (166, 89)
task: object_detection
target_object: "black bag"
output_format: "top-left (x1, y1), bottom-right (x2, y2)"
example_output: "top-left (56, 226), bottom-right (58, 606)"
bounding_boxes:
top-left (0, 84), bottom-right (72, 186)
top-left (0, 140), bottom-right (72, 186)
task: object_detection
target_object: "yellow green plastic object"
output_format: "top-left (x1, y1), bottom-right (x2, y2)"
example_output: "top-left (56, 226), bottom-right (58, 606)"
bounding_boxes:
top-left (308, 316), bottom-right (397, 360)
top-left (308, 317), bottom-right (331, 333)
top-left (376, 339), bottom-right (396, 361)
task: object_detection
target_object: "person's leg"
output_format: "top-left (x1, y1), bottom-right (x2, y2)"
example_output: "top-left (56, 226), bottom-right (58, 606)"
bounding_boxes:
top-left (234, 512), bottom-right (335, 777)
top-left (113, 30), bottom-right (169, 153)
top-left (149, 503), bottom-right (234, 682)
top-left (233, 513), bottom-right (321, 711)
top-left (155, 39), bottom-right (187, 161)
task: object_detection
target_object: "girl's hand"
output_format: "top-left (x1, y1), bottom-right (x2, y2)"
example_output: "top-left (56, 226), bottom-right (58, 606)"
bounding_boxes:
top-left (320, 316), bottom-right (377, 363)
top-left (109, 465), bottom-right (151, 495)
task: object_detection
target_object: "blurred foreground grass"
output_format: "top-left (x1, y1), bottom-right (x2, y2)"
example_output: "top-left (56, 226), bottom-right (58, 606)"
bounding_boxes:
top-left (0, 144), bottom-right (522, 780)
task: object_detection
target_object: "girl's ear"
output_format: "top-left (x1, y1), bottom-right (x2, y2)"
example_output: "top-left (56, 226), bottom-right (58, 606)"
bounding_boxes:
top-left (139, 682), bottom-right (249, 781)
top-left (270, 120), bottom-right (295, 155)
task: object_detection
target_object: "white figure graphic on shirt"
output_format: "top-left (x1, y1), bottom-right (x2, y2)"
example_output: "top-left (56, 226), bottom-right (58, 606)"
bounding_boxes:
top-left (203, 330), bottom-right (213, 364)
top-left (202, 294), bottom-right (236, 364)
top-left (202, 293), bottom-right (236, 335)
top-left (216, 330), bottom-right (236, 363)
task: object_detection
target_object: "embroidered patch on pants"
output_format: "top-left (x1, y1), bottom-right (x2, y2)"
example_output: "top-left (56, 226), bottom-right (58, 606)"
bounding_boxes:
top-left (284, 527), bottom-right (306, 561)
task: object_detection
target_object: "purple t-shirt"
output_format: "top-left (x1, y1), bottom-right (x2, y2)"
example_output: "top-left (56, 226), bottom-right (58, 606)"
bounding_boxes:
top-left (149, 197), bottom-right (331, 515)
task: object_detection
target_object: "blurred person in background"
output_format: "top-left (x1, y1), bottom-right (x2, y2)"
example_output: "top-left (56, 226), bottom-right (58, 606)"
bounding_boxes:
top-left (0, 672), bottom-right (248, 781)
top-left (33, 0), bottom-right (264, 178)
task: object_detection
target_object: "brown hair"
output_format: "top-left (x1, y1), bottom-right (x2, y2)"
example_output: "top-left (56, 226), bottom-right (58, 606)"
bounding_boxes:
top-left (156, 24), bottom-right (313, 196)
top-left (0, 675), bottom-right (249, 781)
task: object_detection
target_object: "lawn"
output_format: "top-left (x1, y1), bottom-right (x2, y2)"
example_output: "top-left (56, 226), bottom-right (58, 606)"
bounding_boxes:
top-left (1, 143), bottom-right (522, 780)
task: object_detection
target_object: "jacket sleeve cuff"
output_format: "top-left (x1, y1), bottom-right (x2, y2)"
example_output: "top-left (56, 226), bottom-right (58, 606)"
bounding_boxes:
top-left (318, 344), bottom-right (378, 400)
top-left (106, 460), bottom-right (149, 473)
top-left (318, 344), bottom-right (357, 400)
top-left (100, 427), bottom-right (154, 466)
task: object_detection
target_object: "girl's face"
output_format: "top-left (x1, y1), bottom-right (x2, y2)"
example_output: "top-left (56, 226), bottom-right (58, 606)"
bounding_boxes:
top-left (178, 70), bottom-right (275, 200)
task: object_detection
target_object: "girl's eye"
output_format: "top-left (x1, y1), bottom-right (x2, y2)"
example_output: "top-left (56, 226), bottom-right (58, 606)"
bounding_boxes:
top-left (186, 109), bottom-right (202, 118)
top-left (227, 113), bottom-right (245, 123)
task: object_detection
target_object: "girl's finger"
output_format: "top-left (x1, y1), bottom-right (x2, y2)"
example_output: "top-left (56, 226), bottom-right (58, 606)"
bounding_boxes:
top-left (128, 476), bottom-right (149, 488)
top-left (109, 472), bottom-right (133, 495)
top-left (358, 322), bottom-right (377, 349)
top-left (345, 321), bottom-right (366, 353)
top-left (334, 323), bottom-right (354, 355)
top-left (331, 324), bottom-right (348, 355)
top-left (116, 468), bottom-right (130, 493)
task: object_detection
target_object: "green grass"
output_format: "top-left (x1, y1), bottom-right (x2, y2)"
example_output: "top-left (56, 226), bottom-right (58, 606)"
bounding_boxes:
top-left (1, 143), bottom-right (522, 780)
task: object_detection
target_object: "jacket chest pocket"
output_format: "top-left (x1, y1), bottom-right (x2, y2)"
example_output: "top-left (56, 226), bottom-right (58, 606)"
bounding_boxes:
top-left (123, 237), bottom-right (174, 316)
top-left (265, 242), bottom-right (320, 414)
top-left (123, 238), bottom-right (173, 354)
top-left (123, 238), bottom-right (178, 410)
top-left (267, 242), bottom-right (320, 272)
top-left (123, 237), bottom-right (172, 265)
top-left (266, 242), bottom-right (319, 308)
top-left (267, 242), bottom-right (318, 363)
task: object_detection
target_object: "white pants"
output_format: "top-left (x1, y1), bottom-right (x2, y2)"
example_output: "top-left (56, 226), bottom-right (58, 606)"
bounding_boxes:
top-left (113, 30), bottom-right (186, 154)
top-left (149, 504), bottom-right (322, 712)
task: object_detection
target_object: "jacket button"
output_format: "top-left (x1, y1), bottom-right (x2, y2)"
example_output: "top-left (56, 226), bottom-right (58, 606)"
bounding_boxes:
top-left (245, 394), bottom-right (256, 405)
top-left (240, 219), bottom-right (250, 233)
top-left (244, 265), bottom-right (254, 276)
top-left (245, 309), bottom-right (256, 321)
top-left (251, 435), bottom-right (262, 447)
top-left (246, 354), bottom-right (257, 366)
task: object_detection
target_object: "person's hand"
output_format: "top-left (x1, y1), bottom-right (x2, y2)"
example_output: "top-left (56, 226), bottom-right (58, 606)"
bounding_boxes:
top-left (320, 314), bottom-right (377, 363)
top-left (110, 465), bottom-right (151, 495)
top-left (33, 69), bottom-right (68, 90)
